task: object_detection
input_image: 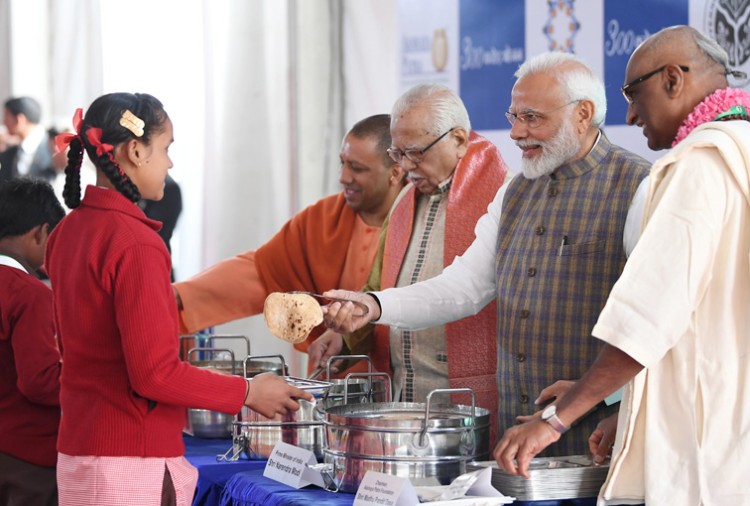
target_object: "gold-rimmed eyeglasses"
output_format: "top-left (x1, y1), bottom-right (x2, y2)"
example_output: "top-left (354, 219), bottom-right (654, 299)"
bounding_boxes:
top-left (505, 100), bottom-right (581, 129)
top-left (387, 127), bottom-right (456, 164)
top-left (621, 64), bottom-right (689, 105)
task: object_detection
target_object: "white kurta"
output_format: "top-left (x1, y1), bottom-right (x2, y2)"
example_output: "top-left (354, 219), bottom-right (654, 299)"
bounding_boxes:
top-left (592, 121), bottom-right (750, 506)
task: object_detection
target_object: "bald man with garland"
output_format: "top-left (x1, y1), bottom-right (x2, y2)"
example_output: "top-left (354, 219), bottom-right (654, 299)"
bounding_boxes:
top-left (495, 25), bottom-right (750, 506)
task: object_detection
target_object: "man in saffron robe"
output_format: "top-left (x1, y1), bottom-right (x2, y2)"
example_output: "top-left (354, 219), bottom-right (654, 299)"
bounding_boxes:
top-left (174, 115), bottom-right (405, 358)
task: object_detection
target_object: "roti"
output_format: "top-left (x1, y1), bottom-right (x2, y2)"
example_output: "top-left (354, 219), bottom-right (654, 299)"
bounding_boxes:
top-left (263, 292), bottom-right (324, 343)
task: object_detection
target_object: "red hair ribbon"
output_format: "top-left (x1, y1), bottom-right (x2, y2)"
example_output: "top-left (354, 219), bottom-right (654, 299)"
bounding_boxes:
top-left (86, 127), bottom-right (115, 157)
top-left (54, 108), bottom-right (83, 153)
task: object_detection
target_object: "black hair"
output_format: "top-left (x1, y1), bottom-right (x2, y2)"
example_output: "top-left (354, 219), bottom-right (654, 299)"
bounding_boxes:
top-left (4, 96), bottom-right (42, 124)
top-left (0, 177), bottom-right (65, 240)
top-left (348, 114), bottom-right (394, 168)
top-left (62, 92), bottom-right (168, 209)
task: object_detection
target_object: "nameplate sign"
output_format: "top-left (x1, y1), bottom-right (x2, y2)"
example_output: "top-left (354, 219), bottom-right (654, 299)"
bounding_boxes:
top-left (263, 441), bottom-right (325, 489)
top-left (353, 471), bottom-right (419, 506)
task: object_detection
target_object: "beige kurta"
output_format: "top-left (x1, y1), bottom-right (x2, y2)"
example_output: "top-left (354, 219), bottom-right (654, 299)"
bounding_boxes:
top-left (390, 182), bottom-right (450, 402)
top-left (592, 121), bottom-right (750, 506)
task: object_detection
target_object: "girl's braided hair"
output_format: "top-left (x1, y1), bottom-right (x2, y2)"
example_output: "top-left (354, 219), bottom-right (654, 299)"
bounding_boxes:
top-left (62, 92), bottom-right (167, 209)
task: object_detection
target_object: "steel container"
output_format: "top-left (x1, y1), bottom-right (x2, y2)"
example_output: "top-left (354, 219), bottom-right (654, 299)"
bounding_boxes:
top-left (323, 388), bottom-right (490, 493)
top-left (233, 368), bottom-right (389, 460)
top-left (184, 343), bottom-right (285, 439)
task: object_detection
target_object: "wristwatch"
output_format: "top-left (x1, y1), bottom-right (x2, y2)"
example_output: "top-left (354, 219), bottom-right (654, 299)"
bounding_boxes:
top-left (541, 404), bottom-right (569, 434)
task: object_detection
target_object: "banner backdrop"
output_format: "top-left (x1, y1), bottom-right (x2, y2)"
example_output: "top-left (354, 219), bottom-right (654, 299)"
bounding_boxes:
top-left (397, 0), bottom-right (750, 169)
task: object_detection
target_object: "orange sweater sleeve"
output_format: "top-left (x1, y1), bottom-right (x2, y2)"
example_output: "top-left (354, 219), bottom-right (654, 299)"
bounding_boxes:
top-left (175, 193), bottom-right (356, 336)
top-left (174, 251), bottom-right (267, 334)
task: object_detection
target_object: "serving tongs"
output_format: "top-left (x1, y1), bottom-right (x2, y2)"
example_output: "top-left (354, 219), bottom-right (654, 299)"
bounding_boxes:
top-left (290, 291), bottom-right (370, 318)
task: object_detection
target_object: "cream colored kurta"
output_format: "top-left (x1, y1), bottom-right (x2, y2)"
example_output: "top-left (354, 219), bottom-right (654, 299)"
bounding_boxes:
top-left (390, 184), bottom-right (450, 402)
top-left (592, 121), bottom-right (750, 506)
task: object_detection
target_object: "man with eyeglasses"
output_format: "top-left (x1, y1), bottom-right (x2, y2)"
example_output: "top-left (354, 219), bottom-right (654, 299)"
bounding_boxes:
top-left (493, 26), bottom-right (750, 505)
top-left (321, 52), bottom-right (651, 458)
top-left (310, 83), bottom-right (508, 448)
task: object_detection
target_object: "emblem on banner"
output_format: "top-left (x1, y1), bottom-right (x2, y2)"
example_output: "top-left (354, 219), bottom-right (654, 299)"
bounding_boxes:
top-left (432, 29), bottom-right (449, 72)
top-left (543, 0), bottom-right (580, 52)
top-left (705, 0), bottom-right (750, 68)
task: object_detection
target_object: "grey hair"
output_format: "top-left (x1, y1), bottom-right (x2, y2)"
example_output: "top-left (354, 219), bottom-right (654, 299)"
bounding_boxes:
top-left (649, 26), bottom-right (747, 81)
top-left (391, 83), bottom-right (471, 134)
top-left (691, 28), bottom-right (746, 79)
top-left (515, 52), bottom-right (607, 126)
top-left (693, 29), bottom-right (730, 68)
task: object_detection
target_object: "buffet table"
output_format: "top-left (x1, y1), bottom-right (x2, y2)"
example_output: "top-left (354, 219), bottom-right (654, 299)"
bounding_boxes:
top-left (184, 436), bottom-right (599, 506)
top-left (184, 435), bottom-right (356, 505)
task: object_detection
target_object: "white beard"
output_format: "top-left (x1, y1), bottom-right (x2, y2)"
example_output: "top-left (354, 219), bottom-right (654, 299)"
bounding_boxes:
top-left (517, 119), bottom-right (582, 179)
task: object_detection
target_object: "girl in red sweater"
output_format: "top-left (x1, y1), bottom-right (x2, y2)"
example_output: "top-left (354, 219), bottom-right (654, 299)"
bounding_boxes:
top-left (46, 93), bottom-right (312, 506)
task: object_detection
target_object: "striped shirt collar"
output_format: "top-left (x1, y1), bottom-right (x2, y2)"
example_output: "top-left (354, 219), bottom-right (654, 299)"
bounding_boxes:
top-left (435, 174), bottom-right (453, 195)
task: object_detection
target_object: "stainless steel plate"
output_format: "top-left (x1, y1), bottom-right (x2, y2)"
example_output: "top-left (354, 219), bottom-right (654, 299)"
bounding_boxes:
top-left (467, 456), bottom-right (609, 501)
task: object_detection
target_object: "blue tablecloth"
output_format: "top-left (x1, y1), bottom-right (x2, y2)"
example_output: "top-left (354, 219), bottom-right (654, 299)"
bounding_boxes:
top-left (184, 435), bottom-right (265, 505)
top-left (221, 468), bottom-right (355, 506)
top-left (184, 435), bottom-right (354, 506)
top-left (184, 436), bottom-right (599, 506)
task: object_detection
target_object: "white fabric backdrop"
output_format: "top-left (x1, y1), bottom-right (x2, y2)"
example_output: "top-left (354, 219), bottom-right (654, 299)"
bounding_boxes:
top-left (8, 0), bottom-right (715, 372)
top-left (1, 0), bottom-right (379, 372)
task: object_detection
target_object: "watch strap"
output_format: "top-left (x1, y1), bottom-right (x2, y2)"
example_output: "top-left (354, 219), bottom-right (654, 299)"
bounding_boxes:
top-left (544, 412), bottom-right (569, 434)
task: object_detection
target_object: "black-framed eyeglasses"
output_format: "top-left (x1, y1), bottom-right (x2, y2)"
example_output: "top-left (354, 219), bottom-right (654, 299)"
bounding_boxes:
top-left (621, 64), bottom-right (689, 105)
top-left (387, 127), bottom-right (456, 164)
top-left (505, 100), bottom-right (581, 129)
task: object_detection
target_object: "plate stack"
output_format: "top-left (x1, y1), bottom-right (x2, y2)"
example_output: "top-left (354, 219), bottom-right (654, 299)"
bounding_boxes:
top-left (466, 456), bottom-right (609, 501)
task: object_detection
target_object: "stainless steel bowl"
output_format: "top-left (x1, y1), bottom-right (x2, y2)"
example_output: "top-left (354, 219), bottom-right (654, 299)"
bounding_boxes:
top-left (189, 408), bottom-right (234, 439)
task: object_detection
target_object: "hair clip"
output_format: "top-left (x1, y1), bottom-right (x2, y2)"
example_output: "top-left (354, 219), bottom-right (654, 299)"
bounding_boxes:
top-left (119, 109), bottom-right (145, 137)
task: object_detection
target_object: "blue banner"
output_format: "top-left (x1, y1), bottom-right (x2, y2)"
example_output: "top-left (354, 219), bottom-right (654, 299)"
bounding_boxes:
top-left (604, 0), bottom-right (688, 125)
top-left (459, 0), bottom-right (525, 131)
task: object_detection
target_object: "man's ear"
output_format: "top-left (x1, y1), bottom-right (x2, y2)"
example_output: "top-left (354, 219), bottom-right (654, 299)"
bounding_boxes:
top-left (664, 64), bottom-right (685, 97)
top-left (576, 100), bottom-right (595, 134)
top-left (389, 163), bottom-right (406, 186)
top-left (32, 223), bottom-right (49, 246)
top-left (452, 127), bottom-right (470, 158)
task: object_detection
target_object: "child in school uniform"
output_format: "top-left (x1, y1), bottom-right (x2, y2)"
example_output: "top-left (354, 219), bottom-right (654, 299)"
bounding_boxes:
top-left (0, 177), bottom-right (65, 506)
top-left (46, 93), bottom-right (312, 506)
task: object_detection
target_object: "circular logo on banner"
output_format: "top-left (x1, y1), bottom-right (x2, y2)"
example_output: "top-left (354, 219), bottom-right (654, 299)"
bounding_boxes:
top-left (544, 0), bottom-right (580, 52)
top-left (705, 0), bottom-right (750, 67)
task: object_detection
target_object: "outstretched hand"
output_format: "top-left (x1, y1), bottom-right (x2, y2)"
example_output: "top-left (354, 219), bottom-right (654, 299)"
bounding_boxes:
top-left (589, 413), bottom-right (618, 464)
top-left (244, 372), bottom-right (313, 419)
top-left (307, 329), bottom-right (345, 371)
top-left (493, 420), bottom-right (561, 478)
top-left (321, 290), bottom-right (380, 334)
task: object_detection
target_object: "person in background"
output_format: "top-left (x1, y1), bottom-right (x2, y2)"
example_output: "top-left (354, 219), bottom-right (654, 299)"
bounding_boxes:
top-left (0, 97), bottom-right (53, 183)
top-left (173, 114), bottom-right (406, 370)
top-left (321, 53), bottom-right (651, 458)
top-left (0, 127), bottom-right (19, 152)
top-left (0, 177), bottom-right (65, 506)
top-left (46, 93), bottom-right (311, 506)
top-left (139, 174), bottom-right (183, 281)
top-left (494, 25), bottom-right (750, 506)
top-left (310, 83), bottom-right (508, 449)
